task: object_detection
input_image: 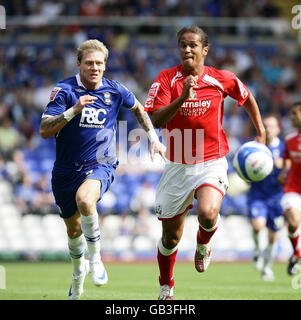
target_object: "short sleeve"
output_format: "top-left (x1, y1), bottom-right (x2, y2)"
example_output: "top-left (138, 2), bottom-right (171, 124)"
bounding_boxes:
top-left (280, 140), bottom-right (285, 158)
top-left (42, 86), bottom-right (67, 117)
top-left (118, 83), bottom-right (135, 109)
top-left (222, 71), bottom-right (250, 106)
top-left (144, 70), bottom-right (171, 114)
top-left (283, 141), bottom-right (289, 160)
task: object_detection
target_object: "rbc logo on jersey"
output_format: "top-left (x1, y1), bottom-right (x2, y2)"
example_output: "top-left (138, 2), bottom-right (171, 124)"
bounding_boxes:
top-left (79, 107), bottom-right (107, 128)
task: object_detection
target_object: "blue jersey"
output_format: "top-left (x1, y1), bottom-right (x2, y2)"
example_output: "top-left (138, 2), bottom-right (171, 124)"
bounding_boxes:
top-left (248, 137), bottom-right (284, 201)
top-left (42, 74), bottom-right (135, 167)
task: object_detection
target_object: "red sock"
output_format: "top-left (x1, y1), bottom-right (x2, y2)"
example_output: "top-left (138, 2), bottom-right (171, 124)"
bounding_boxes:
top-left (197, 215), bottom-right (220, 245)
top-left (289, 228), bottom-right (301, 258)
top-left (157, 248), bottom-right (177, 288)
top-left (197, 227), bottom-right (218, 244)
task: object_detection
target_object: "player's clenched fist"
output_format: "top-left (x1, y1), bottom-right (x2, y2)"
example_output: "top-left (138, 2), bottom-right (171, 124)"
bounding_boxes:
top-left (182, 75), bottom-right (198, 100)
top-left (73, 95), bottom-right (98, 114)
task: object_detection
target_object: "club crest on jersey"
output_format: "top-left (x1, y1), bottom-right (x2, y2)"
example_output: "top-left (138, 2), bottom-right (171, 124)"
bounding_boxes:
top-left (103, 92), bottom-right (112, 105)
top-left (49, 87), bottom-right (61, 101)
top-left (189, 89), bottom-right (197, 100)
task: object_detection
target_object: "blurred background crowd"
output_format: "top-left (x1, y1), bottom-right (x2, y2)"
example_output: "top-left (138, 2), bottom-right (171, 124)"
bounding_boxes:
top-left (0, 0), bottom-right (300, 260)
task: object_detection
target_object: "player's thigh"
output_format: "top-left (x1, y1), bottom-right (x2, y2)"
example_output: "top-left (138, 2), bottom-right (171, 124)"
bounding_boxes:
top-left (76, 179), bottom-right (102, 207)
top-left (64, 210), bottom-right (82, 239)
top-left (266, 201), bottom-right (284, 232)
top-left (195, 185), bottom-right (223, 222)
top-left (285, 207), bottom-right (301, 227)
top-left (281, 192), bottom-right (301, 226)
top-left (248, 200), bottom-right (267, 230)
top-left (251, 217), bottom-right (266, 232)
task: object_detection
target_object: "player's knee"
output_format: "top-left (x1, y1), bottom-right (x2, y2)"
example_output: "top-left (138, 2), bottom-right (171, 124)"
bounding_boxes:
top-left (162, 233), bottom-right (181, 249)
top-left (285, 209), bottom-right (300, 229)
top-left (67, 226), bottom-right (82, 239)
top-left (76, 193), bottom-right (94, 213)
top-left (251, 218), bottom-right (266, 232)
top-left (197, 204), bottom-right (218, 227)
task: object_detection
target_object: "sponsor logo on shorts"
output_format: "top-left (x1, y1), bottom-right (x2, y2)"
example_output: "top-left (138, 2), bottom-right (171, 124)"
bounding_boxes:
top-left (218, 176), bottom-right (228, 191)
top-left (86, 170), bottom-right (93, 176)
top-left (155, 204), bottom-right (162, 215)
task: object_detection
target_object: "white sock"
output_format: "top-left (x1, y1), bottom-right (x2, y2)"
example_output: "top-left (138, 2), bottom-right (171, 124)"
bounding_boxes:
top-left (263, 243), bottom-right (275, 269)
top-left (80, 211), bottom-right (101, 263)
top-left (68, 234), bottom-right (86, 276)
top-left (253, 230), bottom-right (260, 253)
top-left (158, 238), bottom-right (178, 256)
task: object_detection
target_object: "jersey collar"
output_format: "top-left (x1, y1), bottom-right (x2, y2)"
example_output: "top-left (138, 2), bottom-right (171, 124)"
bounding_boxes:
top-left (75, 73), bottom-right (103, 91)
top-left (179, 65), bottom-right (207, 80)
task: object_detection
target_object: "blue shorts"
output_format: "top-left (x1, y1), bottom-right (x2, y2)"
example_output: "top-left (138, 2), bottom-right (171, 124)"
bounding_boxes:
top-left (247, 198), bottom-right (283, 231)
top-left (51, 162), bottom-right (116, 219)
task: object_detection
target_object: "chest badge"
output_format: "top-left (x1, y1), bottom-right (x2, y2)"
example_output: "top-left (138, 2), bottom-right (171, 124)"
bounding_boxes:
top-left (103, 92), bottom-right (112, 105)
top-left (189, 89), bottom-right (197, 100)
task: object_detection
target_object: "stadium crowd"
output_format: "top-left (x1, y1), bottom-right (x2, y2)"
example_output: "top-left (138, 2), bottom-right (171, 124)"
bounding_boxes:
top-left (0, 1), bottom-right (300, 225)
top-left (3, 0), bottom-right (280, 18)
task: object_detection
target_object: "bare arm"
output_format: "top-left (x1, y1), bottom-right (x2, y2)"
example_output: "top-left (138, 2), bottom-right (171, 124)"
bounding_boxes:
top-left (131, 98), bottom-right (158, 133)
top-left (243, 92), bottom-right (266, 144)
top-left (40, 114), bottom-right (68, 139)
top-left (39, 95), bottom-right (97, 139)
top-left (131, 98), bottom-right (167, 161)
top-left (277, 158), bottom-right (291, 185)
top-left (151, 75), bottom-right (198, 128)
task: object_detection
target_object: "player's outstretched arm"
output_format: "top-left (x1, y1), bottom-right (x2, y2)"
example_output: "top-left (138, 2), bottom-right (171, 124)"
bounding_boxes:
top-left (40, 95), bottom-right (97, 139)
top-left (243, 92), bottom-right (266, 144)
top-left (131, 98), bottom-right (167, 161)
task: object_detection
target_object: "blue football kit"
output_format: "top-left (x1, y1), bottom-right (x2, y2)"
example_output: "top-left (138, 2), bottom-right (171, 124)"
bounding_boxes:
top-left (42, 74), bottom-right (135, 218)
top-left (247, 137), bottom-right (284, 231)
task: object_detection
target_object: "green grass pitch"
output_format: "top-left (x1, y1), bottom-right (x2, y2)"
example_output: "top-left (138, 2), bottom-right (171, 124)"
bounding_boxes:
top-left (0, 261), bottom-right (300, 300)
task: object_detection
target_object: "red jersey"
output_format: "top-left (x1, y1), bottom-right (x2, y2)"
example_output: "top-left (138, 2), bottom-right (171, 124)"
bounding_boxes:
top-left (145, 65), bottom-right (250, 164)
top-left (283, 129), bottom-right (301, 194)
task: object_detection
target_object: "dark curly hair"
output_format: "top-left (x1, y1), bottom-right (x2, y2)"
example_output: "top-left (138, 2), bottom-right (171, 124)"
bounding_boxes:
top-left (176, 26), bottom-right (209, 48)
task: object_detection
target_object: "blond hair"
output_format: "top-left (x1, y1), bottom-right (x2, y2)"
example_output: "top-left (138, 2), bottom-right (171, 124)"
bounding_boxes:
top-left (77, 39), bottom-right (109, 63)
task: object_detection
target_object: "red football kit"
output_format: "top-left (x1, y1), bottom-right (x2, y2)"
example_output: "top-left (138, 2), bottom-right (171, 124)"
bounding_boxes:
top-left (283, 129), bottom-right (301, 194)
top-left (144, 65), bottom-right (250, 164)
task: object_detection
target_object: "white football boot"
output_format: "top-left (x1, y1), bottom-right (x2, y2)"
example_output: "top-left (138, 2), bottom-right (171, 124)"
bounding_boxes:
top-left (194, 243), bottom-right (211, 272)
top-left (158, 285), bottom-right (174, 300)
top-left (252, 251), bottom-right (264, 271)
top-left (90, 259), bottom-right (108, 286)
top-left (261, 266), bottom-right (275, 281)
top-left (68, 259), bottom-right (90, 300)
